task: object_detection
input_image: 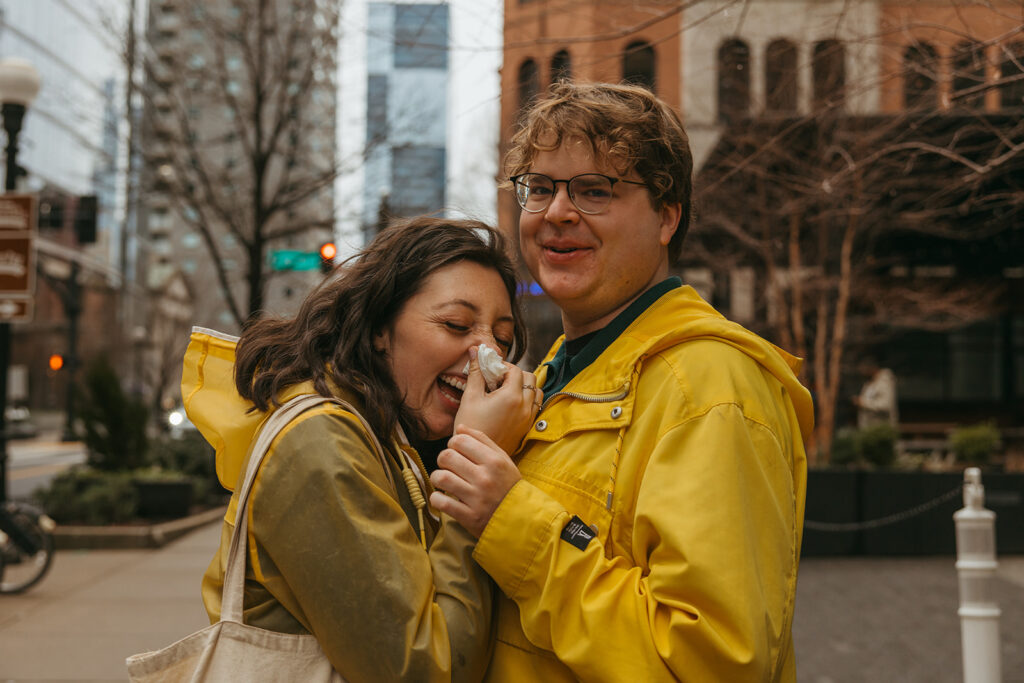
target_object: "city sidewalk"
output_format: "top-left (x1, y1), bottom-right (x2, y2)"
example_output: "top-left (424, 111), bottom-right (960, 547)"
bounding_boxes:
top-left (0, 519), bottom-right (220, 682)
top-left (0, 517), bottom-right (1022, 682)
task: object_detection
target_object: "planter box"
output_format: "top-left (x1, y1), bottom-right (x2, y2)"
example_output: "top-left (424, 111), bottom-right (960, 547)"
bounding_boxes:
top-left (801, 470), bottom-right (863, 557)
top-left (133, 479), bottom-right (194, 520)
top-left (803, 469), bottom-right (1024, 557)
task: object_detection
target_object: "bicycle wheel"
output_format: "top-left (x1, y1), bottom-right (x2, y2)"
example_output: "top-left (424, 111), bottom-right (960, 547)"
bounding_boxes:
top-left (0, 502), bottom-right (56, 594)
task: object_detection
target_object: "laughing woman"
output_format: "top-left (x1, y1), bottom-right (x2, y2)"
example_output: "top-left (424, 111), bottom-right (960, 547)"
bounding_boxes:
top-left (190, 218), bottom-right (540, 682)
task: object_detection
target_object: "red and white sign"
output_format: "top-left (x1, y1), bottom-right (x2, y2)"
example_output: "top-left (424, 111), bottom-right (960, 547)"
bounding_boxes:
top-left (0, 194), bottom-right (36, 322)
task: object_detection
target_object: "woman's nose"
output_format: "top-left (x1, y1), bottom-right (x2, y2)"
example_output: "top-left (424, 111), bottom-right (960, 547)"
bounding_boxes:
top-left (469, 328), bottom-right (500, 353)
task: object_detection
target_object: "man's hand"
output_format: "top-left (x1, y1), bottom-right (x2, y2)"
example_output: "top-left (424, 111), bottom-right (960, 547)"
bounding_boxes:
top-left (429, 425), bottom-right (522, 537)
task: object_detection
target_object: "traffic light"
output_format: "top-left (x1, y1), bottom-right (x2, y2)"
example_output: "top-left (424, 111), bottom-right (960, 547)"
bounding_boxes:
top-left (75, 195), bottom-right (97, 244)
top-left (48, 354), bottom-right (64, 372)
top-left (319, 242), bottom-right (337, 274)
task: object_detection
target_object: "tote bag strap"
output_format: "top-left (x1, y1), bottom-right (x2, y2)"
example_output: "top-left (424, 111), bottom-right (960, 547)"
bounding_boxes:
top-left (220, 394), bottom-right (394, 623)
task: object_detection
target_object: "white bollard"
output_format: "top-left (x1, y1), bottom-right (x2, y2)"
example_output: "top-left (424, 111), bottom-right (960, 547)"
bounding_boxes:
top-left (954, 467), bottom-right (1002, 683)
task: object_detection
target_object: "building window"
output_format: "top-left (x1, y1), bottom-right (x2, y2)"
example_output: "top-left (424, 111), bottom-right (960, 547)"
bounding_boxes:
top-left (551, 49), bottom-right (572, 84)
top-left (812, 39), bottom-right (846, 110)
top-left (999, 41), bottom-right (1024, 109)
top-left (903, 43), bottom-right (939, 110)
top-left (952, 41), bottom-right (987, 109)
top-left (765, 38), bottom-right (798, 113)
top-left (149, 208), bottom-right (171, 231)
top-left (394, 4), bottom-right (449, 69)
top-left (391, 146), bottom-right (445, 217)
top-left (518, 58), bottom-right (540, 114)
top-left (718, 38), bottom-right (750, 124)
top-left (622, 40), bottom-right (656, 91)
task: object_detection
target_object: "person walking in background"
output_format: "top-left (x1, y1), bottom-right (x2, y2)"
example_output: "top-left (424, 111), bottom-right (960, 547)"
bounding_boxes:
top-left (853, 357), bottom-right (899, 429)
top-left (430, 82), bottom-right (814, 681)
top-left (187, 218), bottom-right (539, 681)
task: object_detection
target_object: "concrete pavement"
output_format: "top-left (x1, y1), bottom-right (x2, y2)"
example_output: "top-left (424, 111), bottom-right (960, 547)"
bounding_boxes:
top-left (0, 520), bottom-right (218, 682)
top-left (794, 555), bottom-right (1024, 682)
top-left (1, 518), bottom-right (1022, 681)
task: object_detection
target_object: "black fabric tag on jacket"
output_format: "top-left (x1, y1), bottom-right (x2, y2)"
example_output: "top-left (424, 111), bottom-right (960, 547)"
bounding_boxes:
top-left (560, 515), bottom-right (596, 550)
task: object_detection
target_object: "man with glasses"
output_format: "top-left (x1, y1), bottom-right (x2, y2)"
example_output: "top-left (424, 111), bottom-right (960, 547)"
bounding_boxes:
top-left (431, 82), bottom-right (813, 682)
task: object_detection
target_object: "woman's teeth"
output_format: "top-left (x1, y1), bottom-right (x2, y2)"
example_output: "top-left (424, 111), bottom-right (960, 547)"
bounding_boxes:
top-left (439, 375), bottom-right (466, 394)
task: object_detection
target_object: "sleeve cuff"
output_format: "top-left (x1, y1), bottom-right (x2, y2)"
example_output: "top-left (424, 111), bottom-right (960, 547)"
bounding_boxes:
top-left (473, 479), bottom-right (567, 600)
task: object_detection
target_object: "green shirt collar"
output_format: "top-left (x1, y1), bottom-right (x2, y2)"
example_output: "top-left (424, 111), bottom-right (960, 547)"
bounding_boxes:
top-left (542, 277), bottom-right (681, 397)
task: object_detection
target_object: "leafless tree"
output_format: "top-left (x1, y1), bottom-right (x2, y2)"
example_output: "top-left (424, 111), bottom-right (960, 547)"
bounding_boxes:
top-left (140, 0), bottom-right (341, 327)
top-left (693, 57), bottom-right (1023, 462)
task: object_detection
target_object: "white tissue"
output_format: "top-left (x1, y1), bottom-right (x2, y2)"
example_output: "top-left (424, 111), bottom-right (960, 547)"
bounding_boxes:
top-left (462, 343), bottom-right (507, 391)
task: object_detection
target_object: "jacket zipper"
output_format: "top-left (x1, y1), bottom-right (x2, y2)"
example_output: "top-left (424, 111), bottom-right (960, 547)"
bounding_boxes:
top-left (541, 383), bottom-right (630, 410)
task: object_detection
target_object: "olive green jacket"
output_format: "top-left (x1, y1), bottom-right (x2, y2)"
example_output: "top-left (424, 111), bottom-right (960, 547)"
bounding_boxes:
top-left (185, 328), bottom-right (493, 682)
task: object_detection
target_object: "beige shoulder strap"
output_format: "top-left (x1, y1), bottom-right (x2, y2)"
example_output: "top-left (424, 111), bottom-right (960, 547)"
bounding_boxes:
top-left (220, 394), bottom-right (394, 622)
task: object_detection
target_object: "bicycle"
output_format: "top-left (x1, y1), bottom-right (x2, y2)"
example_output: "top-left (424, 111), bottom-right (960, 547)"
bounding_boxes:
top-left (0, 500), bottom-right (56, 594)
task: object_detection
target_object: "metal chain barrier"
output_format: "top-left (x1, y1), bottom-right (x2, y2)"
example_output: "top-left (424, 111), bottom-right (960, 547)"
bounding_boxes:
top-left (804, 485), bottom-right (964, 532)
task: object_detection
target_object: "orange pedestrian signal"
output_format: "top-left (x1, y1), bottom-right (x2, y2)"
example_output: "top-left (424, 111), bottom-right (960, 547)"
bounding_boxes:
top-left (319, 242), bottom-right (337, 273)
top-left (48, 354), bottom-right (64, 371)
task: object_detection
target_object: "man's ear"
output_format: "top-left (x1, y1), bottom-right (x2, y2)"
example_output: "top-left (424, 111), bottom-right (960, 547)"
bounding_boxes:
top-left (658, 202), bottom-right (682, 247)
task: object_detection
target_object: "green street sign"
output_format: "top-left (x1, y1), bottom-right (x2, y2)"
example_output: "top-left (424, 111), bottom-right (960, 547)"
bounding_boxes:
top-left (271, 249), bottom-right (321, 271)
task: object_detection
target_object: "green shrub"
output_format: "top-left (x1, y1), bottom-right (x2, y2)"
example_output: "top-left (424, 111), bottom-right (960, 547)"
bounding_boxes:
top-left (859, 423), bottom-right (899, 468)
top-left (77, 356), bottom-right (149, 471)
top-left (148, 431), bottom-right (228, 506)
top-left (951, 422), bottom-right (1001, 465)
top-left (34, 468), bottom-right (138, 525)
top-left (830, 428), bottom-right (861, 467)
top-left (149, 431), bottom-right (214, 478)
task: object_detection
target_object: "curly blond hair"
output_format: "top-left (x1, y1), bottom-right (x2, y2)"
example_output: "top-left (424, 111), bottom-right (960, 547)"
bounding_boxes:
top-left (504, 81), bottom-right (693, 263)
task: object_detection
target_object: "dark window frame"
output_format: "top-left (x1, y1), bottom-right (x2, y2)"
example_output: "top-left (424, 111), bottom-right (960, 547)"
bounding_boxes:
top-left (812, 39), bottom-right (846, 110)
top-left (718, 38), bottom-right (751, 124)
top-left (765, 38), bottom-right (798, 113)
top-left (623, 40), bottom-right (656, 92)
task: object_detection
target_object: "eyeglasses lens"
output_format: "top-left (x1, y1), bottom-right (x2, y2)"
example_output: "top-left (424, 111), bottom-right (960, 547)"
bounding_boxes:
top-left (515, 174), bottom-right (613, 214)
top-left (569, 175), bottom-right (613, 214)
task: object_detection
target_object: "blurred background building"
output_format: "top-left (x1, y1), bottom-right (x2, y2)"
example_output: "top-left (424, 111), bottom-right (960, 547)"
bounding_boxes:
top-left (337, 0), bottom-right (502, 255)
top-left (0, 0), bottom-right (1020, 459)
top-left (0, 0), bottom-right (127, 423)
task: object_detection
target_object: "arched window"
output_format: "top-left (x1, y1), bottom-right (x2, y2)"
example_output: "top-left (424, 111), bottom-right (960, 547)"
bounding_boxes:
top-left (812, 39), bottom-right (846, 110)
top-left (718, 38), bottom-right (750, 123)
top-left (953, 41), bottom-right (987, 109)
top-left (999, 41), bottom-right (1024, 109)
top-left (903, 43), bottom-right (939, 109)
top-left (517, 58), bottom-right (540, 114)
top-left (765, 39), bottom-right (798, 113)
top-left (551, 49), bottom-right (572, 84)
top-left (623, 40), bottom-right (656, 91)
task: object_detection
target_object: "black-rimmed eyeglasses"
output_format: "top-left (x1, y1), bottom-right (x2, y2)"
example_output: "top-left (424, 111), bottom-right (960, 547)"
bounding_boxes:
top-left (510, 172), bottom-right (647, 215)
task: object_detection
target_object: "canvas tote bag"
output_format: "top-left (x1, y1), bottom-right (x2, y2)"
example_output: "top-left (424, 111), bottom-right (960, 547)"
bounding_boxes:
top-left (126, 394), bottom-right (363, 682)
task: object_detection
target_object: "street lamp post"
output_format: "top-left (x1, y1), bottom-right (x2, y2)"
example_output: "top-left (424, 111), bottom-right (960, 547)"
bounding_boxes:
top-left (0, 58), bottom-right (41, 502)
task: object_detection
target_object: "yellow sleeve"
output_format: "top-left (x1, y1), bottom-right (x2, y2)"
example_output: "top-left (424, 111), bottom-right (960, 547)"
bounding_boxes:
top-left (474, 403), bottom-right (800, 681)
top-left (251, 410), bottom-right (493, 683)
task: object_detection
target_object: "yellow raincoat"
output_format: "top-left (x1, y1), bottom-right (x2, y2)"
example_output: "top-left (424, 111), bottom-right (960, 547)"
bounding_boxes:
top-left (476, 286), bottom-right (813, 682)
top-left (184, 328), bottom-right (493, 682)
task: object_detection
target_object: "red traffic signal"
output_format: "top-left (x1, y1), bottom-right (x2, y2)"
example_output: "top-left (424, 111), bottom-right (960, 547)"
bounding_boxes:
top-left (48, 354), bottom-right (64, 371)
top-left (319, 242), bottom-right (337, 273)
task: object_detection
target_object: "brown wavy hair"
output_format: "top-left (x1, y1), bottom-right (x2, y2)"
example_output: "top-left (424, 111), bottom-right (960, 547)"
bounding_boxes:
top-left (234, 216), bottom-right (527, 447)
top-left (504, 81), bottom-right (693, 264)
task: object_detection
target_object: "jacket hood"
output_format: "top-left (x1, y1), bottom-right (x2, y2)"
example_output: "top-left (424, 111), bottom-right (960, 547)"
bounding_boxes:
top-left (181, 326), bottom-right (320, 490)
top-left (541, 286), bottom-right (815, 440)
